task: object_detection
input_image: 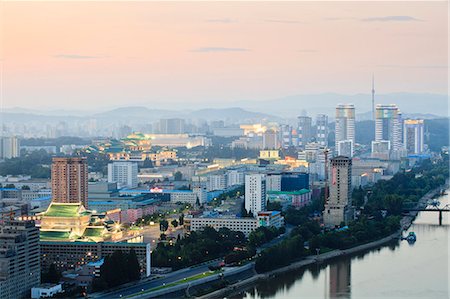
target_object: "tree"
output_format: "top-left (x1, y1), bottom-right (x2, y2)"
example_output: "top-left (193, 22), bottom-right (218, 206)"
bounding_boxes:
top-left (4, 184), bottom-right (15, 189)
top-left (21, 185), bottom-right (30, 190)
top-left (174, 171), bottom-right (183, 181)
top-left (126, 249), bottom-right (141, 281)
top-left (171, 219), bottom-right (179, 228)
top-left (42, 264), bottom-right (61, 283)
top-left (179, 214), bottom-right (184, 225)
top-left (159, 219), bottom-right (169, 232)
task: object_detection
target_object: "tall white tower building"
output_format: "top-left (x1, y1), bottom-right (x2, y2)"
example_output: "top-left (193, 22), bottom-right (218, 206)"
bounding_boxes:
top-left (245, 174), bottom-right (266, 217)
top-left (403, 119), bottom-right (425, 154)
top-left (335, 104), bottom-right (355, 156)
top-left (375, 104), bottom-right (401, 151)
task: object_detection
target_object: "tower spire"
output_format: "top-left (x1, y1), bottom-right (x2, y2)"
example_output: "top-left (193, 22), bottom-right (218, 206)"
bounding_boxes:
top-left (372, 74), bottom-right (375, 121)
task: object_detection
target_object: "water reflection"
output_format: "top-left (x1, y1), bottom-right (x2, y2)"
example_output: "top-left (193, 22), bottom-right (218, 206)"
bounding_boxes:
top-left (328, 259), bottom-right (351, 298)
top-left (240, 191), bottom-right (449, 299)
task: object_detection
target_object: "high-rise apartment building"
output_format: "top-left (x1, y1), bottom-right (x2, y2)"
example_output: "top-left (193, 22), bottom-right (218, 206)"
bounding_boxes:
top-left (335, 104), bottom-right (355, 156)
top-left (297, 116), bottom-right (313, 149)
top-left (0, 137), bottom-right (20, 160)
top-left (159, 118), bottom-right (185, 134)
top-left (51, 157), bottom-right (88, 206)
top-left (245, 174), bottom-right (266, 216)
top-left (403, 119), bottom-right (425, 155)
top-left (315, 114), bottom-right (329, 146)
top-left (207, 174), bottom-right (227, 191)
top-left (324, 156), bottom-right (353, 227)
top-left (375, 104), bottom-right (402, 151)
top-left (0, 220), bottom-right (40, 299)
top-left (262, 129), bottom-right (279, 150)
top-left (107, 161), bottom-right (139, 189)
top-left (280, 125), bottom-right (293, 149)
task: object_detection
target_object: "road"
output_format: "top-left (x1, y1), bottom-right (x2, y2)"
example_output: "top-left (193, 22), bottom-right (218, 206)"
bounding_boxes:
top-left (92, 259), bottom-right (222, 299)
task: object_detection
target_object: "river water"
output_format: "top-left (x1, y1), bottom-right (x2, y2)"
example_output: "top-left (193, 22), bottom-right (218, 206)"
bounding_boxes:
top-left (238, 191), bottom-right (449, 299)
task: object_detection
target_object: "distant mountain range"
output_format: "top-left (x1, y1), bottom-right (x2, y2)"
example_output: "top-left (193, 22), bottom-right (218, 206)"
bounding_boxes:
top-left (2, 92), bottom-right (447, 125)
top-left (1, 106), bottom-right (278, 124)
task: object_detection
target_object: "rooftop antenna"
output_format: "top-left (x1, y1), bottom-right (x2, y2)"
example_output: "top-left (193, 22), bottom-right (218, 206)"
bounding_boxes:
top-left (372, 74), bottom-right (375, 121)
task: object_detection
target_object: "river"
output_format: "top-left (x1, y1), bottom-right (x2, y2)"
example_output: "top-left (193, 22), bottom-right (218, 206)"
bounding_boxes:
top-left (237, 191), bottom-right (449, 299)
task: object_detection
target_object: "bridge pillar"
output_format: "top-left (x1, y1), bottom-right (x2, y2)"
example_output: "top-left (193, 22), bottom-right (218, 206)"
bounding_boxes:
top-left (439, 210), bottom-right (443, 226)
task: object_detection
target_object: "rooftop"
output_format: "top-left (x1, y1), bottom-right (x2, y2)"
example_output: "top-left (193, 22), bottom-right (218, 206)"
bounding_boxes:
top-left (44, 203), bottom-right (85, 217)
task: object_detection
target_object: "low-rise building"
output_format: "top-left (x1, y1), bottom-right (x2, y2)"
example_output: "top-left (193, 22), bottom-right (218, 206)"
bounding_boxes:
top-left (31, 284), bottom-right (63, 299)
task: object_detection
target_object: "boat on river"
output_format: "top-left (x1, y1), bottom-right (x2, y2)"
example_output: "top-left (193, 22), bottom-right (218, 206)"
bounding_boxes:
top-left (402, 232), bottom-right (417, 243)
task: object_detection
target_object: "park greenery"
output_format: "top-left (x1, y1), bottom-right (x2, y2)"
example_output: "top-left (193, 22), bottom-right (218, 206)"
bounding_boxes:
top-left (248, 226), bottom-right (284, 247)
top-left (152, 227), bottom-right (246, 270)
top-left (92, 249), bottom-right (141, 291)
top-left (0, 150), bottom-right (52, 178)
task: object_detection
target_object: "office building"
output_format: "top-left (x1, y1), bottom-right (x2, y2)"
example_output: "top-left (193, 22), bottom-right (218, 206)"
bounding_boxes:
top-left (297, 116), bottom-right (313, 149)
top-left (403, 119), bottom-right (425, 154)
top-left (107, 161), bottom-right (138, 189)
top-left (375, 104), bottom-right (402, 151)
top-left (0, 220), bottom-right (40, 299)
top-left (315, 114), bottom-right (329, 146)
top-left (184, 211), bottom-right (283, 237)
top-left (245, 174), bottom-right (266, 216)
top-left (0, 137), bottom-right (20, 160)
top-left (324, 156), bottom-right (353, 227)
top-left (335, 104), bottom-right (355, 156)
top-left (281, 172), bottom-right (309, 191)
top-left (51, 157), bottom-right (88, 206)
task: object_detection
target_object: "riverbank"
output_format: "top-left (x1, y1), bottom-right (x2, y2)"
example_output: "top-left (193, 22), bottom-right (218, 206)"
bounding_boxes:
top-left (199, 183), bottom-right (447, 299)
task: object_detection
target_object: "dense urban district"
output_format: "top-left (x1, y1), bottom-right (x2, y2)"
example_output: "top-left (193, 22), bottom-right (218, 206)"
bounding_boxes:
top-left (0, 103), bottom-right (448, 298)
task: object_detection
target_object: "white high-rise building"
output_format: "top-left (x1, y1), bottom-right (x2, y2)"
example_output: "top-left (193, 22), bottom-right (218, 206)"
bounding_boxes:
top-left (375, 104), bottom-right (402, 151)
top-left (245, 174), bottom-right (266, 216)
top-left (107, 161), bottom-right (138, 189)
top-left (324, 156), bottom-right (353, 227)
top-left (403, 119), bottom-right (425, 155)
top-left (0, 136), bottom-right (20, 159)
top-left (335, 104), bottom-right (355, 156)
top-left (297, 116), bottom-right (313, 149)
top-left (315, 114), bottom-right (328, 146)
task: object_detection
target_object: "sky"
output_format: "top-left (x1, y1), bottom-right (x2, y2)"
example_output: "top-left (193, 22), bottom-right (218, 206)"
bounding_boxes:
top-left (0, 1), bottom-right (448, 110)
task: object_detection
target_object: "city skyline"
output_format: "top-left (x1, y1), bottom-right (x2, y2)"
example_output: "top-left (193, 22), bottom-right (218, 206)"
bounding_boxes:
top-left (0, 1), bottom-right (447, 110)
